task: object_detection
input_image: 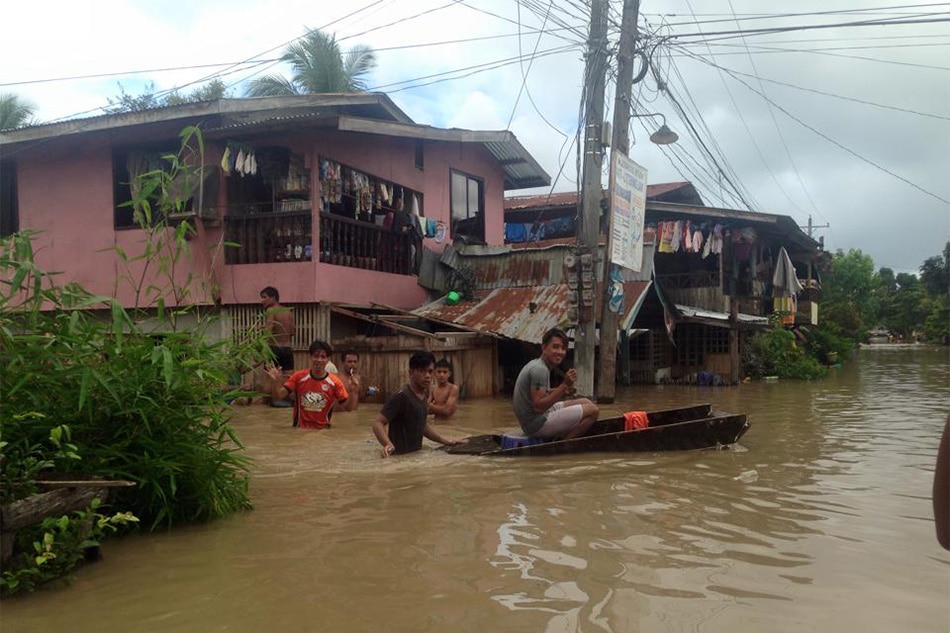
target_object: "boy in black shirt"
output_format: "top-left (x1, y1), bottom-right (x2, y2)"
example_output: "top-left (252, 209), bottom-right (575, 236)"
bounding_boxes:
top-left (372, 351), bottom-right (464, 457)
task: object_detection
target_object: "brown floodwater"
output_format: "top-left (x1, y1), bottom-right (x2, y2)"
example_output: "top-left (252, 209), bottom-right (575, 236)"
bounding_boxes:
top-left (3, 346), bottom-right (949, 632)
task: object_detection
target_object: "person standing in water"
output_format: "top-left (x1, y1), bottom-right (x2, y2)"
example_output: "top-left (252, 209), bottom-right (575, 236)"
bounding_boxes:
top-left (260, 286), bottom-right (295, 407)
top-left (428, 358), bottom-right (459, 421)
top-left (265, 340), bottom-right (353, 429)
top-left (372, 351), bottom-right (463, 457)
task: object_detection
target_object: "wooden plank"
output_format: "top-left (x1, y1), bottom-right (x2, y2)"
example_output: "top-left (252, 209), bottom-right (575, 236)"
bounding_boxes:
top-left (36, 480), bottom-right (136, 488)
top-left (1, 487), bottom-right (111, 532)
top-left (331, 305), bottom-right (440, 339)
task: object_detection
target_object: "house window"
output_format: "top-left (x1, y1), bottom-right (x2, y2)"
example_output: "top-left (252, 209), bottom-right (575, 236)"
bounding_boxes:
top-left (414, 140), bottom-right (424, 171)
top-left (113, 146), bottom-right (176, 229)
top-left (451, 170), bottom-right (484, 244)
top-left (0, 160), bottom-right (17, 238)
top-left (113, 144), bottom-right (216, 229)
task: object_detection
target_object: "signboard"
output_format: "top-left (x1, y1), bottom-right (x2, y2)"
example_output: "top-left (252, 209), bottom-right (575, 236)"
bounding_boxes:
top-left (608, 152), bottom-right (647, 271)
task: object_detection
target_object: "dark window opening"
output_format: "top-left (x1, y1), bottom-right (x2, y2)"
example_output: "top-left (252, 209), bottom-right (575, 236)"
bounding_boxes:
top-left (414, 140), bottom-right (424, 171)
top-left (0, 160), bottom-right (18, 238)
top-left (113, 144), bottom-right (179, 229)
top-left (451, 170), bottom-right (484, 244)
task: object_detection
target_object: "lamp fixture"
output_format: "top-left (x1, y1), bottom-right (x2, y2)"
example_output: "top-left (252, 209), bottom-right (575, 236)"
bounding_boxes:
top-left (632, 112), bottom-right (679, 145)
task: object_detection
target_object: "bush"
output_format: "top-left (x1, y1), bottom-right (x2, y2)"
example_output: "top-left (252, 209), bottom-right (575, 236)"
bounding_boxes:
top-left (0, 231), bottom-right (258, 528)
top-left (743, 328), bottom-right (827, 380)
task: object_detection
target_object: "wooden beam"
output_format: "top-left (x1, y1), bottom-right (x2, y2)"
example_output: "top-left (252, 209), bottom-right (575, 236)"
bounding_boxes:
top-left (331, 305), bottom-right (440, 339)
top-left (371, 303), bottom-right (500, 338)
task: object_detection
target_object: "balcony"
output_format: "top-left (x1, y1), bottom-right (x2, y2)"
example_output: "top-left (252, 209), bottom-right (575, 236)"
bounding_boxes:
top-left (224, 211), bottom-right (414, 275)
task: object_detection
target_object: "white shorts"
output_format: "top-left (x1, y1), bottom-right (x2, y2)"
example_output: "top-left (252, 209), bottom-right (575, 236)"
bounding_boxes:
top-left (534, 402), bottom-right (585, 439)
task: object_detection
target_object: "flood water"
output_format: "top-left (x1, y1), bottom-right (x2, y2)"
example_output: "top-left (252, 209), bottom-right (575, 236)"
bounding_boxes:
top-left (3, 346), bottom-right (949, 632)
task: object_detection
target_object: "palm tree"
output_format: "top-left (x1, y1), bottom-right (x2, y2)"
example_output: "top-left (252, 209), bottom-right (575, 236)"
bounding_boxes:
top-left (0, 93), bottom-right (37, 130)
top-left (246, 29), bottom-right (377, 96)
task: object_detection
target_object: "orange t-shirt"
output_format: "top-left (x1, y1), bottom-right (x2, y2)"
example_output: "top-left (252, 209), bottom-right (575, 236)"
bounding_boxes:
top-left (284, 370), bottom-right (349, 429)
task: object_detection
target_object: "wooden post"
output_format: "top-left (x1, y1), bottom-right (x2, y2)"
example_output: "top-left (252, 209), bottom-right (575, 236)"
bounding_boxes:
top-left (729, 297), bottom-right (740, 384)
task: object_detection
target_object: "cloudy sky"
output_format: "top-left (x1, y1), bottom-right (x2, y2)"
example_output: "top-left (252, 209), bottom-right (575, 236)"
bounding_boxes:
top-left (3, 0), bottom-right (948, 273)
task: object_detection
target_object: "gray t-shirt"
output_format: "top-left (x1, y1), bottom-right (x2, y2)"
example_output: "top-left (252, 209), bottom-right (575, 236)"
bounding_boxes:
top-left (512, 358), bottom-right (551, 435)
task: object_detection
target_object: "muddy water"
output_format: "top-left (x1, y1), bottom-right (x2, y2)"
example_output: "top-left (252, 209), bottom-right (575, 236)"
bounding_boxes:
top-left (3, 346), bottom-right (948, 632)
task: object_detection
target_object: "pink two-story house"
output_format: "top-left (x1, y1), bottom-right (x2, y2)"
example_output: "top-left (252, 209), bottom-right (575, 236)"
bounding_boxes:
top-left (0, 94), bottom-right (550, 384)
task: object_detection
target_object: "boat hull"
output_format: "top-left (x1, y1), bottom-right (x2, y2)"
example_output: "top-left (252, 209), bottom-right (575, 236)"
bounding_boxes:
top-left (446, 404), bottom-right (750, 456)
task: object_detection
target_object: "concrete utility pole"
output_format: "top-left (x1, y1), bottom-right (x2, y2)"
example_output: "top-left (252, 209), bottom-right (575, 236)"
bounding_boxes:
top-left (595, 0), bottom-right (641, 403)
top-left (803, 215), bottom-right (829, 238)
top-left (574, 0), bottom-right (610, 399)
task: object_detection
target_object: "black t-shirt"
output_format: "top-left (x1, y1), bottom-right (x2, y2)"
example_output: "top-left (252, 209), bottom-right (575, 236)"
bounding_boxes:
top-left (380, 385), bottom-right (429, 454)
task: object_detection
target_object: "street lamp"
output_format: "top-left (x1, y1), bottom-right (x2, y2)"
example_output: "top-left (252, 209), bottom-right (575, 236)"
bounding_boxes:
top-left (637, 113), bottom-right (679, 145)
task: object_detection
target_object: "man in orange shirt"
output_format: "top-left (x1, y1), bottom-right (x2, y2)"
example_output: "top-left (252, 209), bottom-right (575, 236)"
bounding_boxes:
top-left (265, 340), bottom-right (353, 429)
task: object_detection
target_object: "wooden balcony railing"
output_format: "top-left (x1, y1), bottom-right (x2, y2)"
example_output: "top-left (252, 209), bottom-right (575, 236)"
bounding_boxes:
top-left (224, 211), bottom-right (313, 265)
top-left (319, 212), bottom-right (413, 275)
top-left (224, 210), bottom-right (414, 275)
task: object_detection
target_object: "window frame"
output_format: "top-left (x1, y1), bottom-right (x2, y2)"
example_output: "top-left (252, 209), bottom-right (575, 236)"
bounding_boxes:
top-left (450, 169), bottom-right (485, 244)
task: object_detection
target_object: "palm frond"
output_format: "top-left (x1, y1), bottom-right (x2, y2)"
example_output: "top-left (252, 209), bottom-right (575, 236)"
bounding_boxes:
top-left (0, 93), bottom-right (37, 130)
top-left (244, 75), bottom-right (301, 98)
top-left (343, 45), bottom-right (378, 91)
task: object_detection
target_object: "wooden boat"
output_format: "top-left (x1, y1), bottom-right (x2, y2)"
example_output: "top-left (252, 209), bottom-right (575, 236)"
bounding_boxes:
top-left (445, 403), bottom-right (749, 456)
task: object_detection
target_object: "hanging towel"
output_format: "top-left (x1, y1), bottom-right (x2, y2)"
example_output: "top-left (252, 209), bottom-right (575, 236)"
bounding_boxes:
top-left (623, 411), bottom-right (649, 431)
top-left (220, 147), bottom-right (231, 172)
top-left (424, 218), bottom-right (439, 238)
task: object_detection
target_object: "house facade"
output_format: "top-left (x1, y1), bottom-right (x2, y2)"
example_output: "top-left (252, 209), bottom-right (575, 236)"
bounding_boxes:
top-left (498, 185), bottom-right (826, 385)
top-left (0, 95), bottom-right (550, 393)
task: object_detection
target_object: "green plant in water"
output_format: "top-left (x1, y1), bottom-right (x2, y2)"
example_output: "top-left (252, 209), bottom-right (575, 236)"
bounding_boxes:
top-left (743, 327), bottom-right (827, 380)
top-left (0, 499), bottom-right (138, 598)
top-left (1, 126), bottom-right (268, 532)
top-left (0, 418), bottom-right (81, 504)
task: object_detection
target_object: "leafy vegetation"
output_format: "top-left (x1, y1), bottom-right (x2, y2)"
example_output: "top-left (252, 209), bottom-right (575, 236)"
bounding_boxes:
top-left (745, 242), bottom-right (948, 380)
top-left (245, 29), bottom-right (377, 96)
top-left (0, 93), bottom-right (37, 130)
top-left (0, 499), bottom-right (138, 597)
top-left (1, 127), bottom-right (269, 595)
top-left (817, 243), bottom-right (949, 346)
top-left (105, 79), bottom-right (232, 114)
top-left (743, 325), bottom-right (827, 381)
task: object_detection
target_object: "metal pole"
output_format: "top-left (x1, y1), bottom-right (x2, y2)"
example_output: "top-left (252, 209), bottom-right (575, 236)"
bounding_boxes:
top-left (574, 0), bottom-right (610, 399)
top-left (595, 0), bottom-right (640, 403)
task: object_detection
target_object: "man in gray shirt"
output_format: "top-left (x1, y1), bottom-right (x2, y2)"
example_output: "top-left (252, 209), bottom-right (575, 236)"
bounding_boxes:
top-left (512, 327), bottom-right (599, 440)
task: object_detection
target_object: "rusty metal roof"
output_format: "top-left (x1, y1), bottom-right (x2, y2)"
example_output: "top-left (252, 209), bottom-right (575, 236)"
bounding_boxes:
top-left (413, 280), bottom-right (653, 344)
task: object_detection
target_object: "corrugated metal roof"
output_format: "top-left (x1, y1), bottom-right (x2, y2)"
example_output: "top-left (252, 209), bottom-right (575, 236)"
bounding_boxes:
top-left (413, 281), bottom-right (654, 344)
top-left (675, 304), bottom-right (770, 328)
top-left (504, 182), bottom-right (693, 210)
top-left (415, 285), bottom-right (571, 344)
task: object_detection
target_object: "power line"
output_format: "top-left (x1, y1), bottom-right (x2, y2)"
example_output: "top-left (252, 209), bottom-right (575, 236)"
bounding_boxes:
top-left (721, 69), bottom-right (950, 206)
top-left (664, 14), bottom-right (950, 43)
top-left (647, 3), bottom-right (950, 28)
top-left (725, 0), bottom-right (823, 224)
top-left (680, 50), bottom-right (950, 120)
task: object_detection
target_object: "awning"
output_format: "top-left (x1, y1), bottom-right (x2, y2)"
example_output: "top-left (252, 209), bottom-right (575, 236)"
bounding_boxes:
top-left (674, 304), bottom-right (770, 329)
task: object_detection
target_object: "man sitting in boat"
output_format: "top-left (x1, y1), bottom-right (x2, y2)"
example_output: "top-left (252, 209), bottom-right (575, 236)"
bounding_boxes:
top-left (512, 327), bottom-right (599, 441)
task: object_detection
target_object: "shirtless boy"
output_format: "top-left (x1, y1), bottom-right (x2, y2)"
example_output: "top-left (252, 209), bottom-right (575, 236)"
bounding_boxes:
top-left (260, 286), bottom-right (295, 374)
top-left (428, 358), bottom-right (459, 421)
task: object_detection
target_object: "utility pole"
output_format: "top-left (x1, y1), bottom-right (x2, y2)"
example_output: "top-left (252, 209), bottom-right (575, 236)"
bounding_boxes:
top-left (802, 215), bottom-right (829, 239)
top-left (574, 0), bottom-right (610, 399)
top-left (595, 0), bottom-right (641, 403)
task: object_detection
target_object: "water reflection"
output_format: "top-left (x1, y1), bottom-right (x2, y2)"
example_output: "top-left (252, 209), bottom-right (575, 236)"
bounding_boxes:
top-left (2, 348), bottom-right (948, 633)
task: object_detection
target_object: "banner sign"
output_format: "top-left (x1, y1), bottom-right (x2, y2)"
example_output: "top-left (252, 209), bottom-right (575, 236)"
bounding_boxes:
top-left (608, 152), bottom-right (647, 271)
